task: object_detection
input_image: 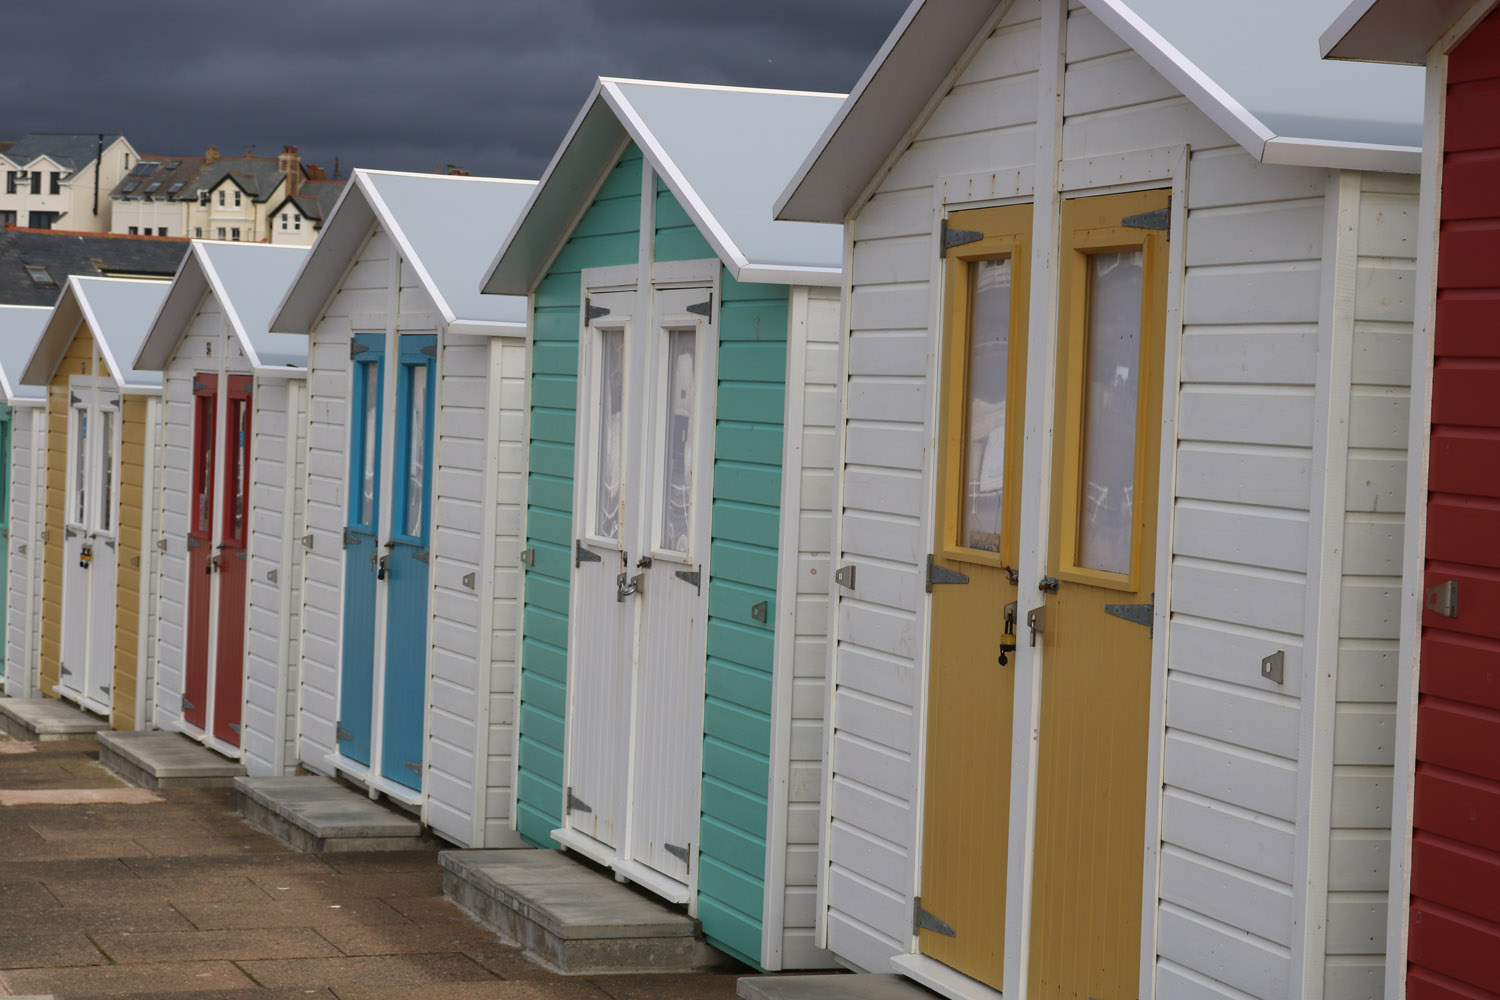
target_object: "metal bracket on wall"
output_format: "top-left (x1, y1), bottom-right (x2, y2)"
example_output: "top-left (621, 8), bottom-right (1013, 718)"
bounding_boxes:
top-left (1425, 580), bottom-right (1458, 618)
top-left (750, 601), bottom-right (768, 624)
top-left (268, 569), bottom-right (279, 584)
top-left (575, 540), bottom-right (601, 567)
top-left (302, 534), bottom-right (314, 550)
top-left (519, 547), bottom-right (536, 567)
top-left (1261, 650), bottom-right (1285, 685)
top-left (462, 572), bottom-right (476, 590)
top-left (156, 538), bottom-right (168, 552)
top-left (834, 565), bottom-right (855, 591)
top-left (914, 897), bottom-right (956, 938)
top-left (925, 554), bottom-right (970, 593)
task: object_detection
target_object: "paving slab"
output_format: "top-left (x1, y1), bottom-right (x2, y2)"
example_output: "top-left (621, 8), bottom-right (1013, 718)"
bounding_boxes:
top-left (235, 775), bottom-right (423, 852)
top-left (96, 730), bottom-right (246, 789)
top-left (0, 698), bottom-right (108, 741)
top-left (441, 849), bottom-right (733, 975)
top-left (738, 974), bottom-right (935, 1000)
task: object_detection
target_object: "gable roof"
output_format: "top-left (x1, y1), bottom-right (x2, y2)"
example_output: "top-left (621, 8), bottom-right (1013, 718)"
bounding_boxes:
top-left (482, 78), bottom-right (846, 295)
top-left (184, 157), bottom-right (288, 202)
top-left (778, 0), bottom-right (1425, 223)
top-left (135, 241), bottom-right (310, 374)
top-left (267, 179), bottom-right (346, 225)
top-left (1319, 0), bottom-right (1475, 64)
top-left (21, 276), bottom-right (169, 390)
top-left (0, 229), bottom-right (188, 307)
top-left (0, 133), bottom-right (125, 174)
top-left (0, 305), bottom-right (52, 403)
top-left (272, 169), bottom-right (535, 333)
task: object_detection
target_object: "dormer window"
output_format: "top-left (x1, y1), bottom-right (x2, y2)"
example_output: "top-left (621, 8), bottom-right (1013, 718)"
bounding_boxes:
top-left (24, 264), bottom-right (55, 287)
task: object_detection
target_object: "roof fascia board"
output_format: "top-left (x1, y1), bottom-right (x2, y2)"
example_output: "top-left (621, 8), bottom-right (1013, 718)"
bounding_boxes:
top-left (267, 180), bottom-right (376, 333)
top-left (448, 318), bottom-right (528, 338)
top-left (735, 263), bottom-right (843, 287)
top-left (600, 80), bottom-right (751, 277)
top-left (133, 244), bottom-right (210, 372)
top-left (252, 365), bottom-right (308, 380)
top-left (356, 171), bottom-right (457, 326)
top-left (20, 287), bottom-right (82, 387)
top-left (1262, 135), bottom-right (1422, 173)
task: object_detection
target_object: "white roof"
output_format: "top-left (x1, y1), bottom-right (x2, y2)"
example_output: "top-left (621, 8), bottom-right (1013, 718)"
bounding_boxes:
top-left (272, 169), bottom-right (535, 333)
top-left (21, 276), bottom-right (169, 390)
top-left (483, 78), bottom-right (846, 295)
top-left (779, 0), bottom-right (1425, 223)
top-left (1320, 0), bottom-right (1474, 65)
top-left (135, 241), bottom-right (310, 373)
top-left (0, 305), bottom-right (52, 403)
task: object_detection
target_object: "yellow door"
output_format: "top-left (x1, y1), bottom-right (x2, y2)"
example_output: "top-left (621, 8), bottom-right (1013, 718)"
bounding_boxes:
top-left (917, 203), bottom-right (1032, 988)
top-left (1029, 189), bottom-right (1169, 999)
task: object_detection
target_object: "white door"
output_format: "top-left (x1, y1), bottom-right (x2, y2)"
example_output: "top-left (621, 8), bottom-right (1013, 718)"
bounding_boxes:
top-left (627, 285), bottom-right (714, 886)
top-left (564, 289), bottom-right (637, 850)
top-left (58, 386), bottom-right (91, 700)
top-left (84, 390), bottom-right (120, 714)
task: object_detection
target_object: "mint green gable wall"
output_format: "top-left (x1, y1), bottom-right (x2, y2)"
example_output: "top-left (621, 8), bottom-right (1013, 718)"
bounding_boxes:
top-left (655, 179), bottom-right (789, 968)
top-left (515, 145), bottom-right (642, 848)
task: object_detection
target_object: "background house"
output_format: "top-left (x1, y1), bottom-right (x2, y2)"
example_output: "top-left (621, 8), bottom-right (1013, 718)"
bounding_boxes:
top-left (0, 133), bottom-right (138, 232)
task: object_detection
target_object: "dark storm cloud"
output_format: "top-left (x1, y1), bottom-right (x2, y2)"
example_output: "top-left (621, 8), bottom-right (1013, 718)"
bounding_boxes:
top-left (2, 0), bottom-right (909, 180)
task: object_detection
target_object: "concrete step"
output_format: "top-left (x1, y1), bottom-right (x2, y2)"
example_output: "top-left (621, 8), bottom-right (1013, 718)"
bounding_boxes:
top-left (739, 974), bottom-right (938, 1000)
top-left (235, 775), bottom-right (423, 853)
top-left (97, 730), bottom-right (247, 789)
top-left (0, 697), bottom-right (109, 742)
top-left (442, 848), bottom-right (734, 975)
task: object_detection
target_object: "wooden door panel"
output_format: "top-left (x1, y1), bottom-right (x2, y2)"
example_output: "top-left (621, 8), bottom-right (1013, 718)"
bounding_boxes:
top-left (184, 375), bottom-right (217, 731)
top-left (212, 379), bottom-right (252, 746)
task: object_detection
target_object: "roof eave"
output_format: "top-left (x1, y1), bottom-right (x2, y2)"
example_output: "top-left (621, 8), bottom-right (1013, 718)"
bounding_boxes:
top-left (20, 281), bottom-right (84, 387)
top-left (1320, 0), bottom-right (1469, 64)
top-left (268, 176), bottom-right (376, 333)
top-left (133, 244), bottom-right (211, 373)
top-left (356, 171), bottom-right (458, 326)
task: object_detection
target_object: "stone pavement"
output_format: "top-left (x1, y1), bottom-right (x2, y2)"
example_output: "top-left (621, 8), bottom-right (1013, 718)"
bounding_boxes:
top-left (0, 731), bottom-right (747, 999)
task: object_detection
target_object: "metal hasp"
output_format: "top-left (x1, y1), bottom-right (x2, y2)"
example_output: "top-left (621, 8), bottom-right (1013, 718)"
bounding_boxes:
top-left (751, 601), bottom-right (769, 623)
top-left (926, 553), bottom-right (970, 593)
top-left (940, 219), bottom-right (984, 253)
top-left (1104, 596), bottom-right (1154, 636)
top-left (1261, 650), bottom-right (1285, 685)
top-left (1425, 580), bottom-right (1458, 618)
top-left (575, 540), bottom-right (601, 567)
top-left (1027, 606), bottom-right (1045, 647)
top-left (616, 571), bottom-right (642, 602)
top-left (675, 566), bottom-right (702, 594)
top-left (1122, 199), bottom-right (1171, 232)
top-left (584, 298), bottom-right (610, 321)
top-left (567, 786), bottom-right (592, 815)
top-left (834, 565), bottom-right (856, 590)
top-left (519, 547), bottom-right (536, 567)
top-left (336, 724), bottom-right (354, 741)
top-left (914, 896), bottom-right (956, 938)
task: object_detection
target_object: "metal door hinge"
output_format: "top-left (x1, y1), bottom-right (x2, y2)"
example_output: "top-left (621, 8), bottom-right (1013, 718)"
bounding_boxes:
top-left (914, 897), bottom-right (956, 938)
top-left (65, 526), bottom-right (78, 540)
top-left (234, 550), bottom-right (247, 561)
top-left (1261, 650), bottom-right (1285, 685)
top-left (343, 530), bottom-right (360, 547)
top-left (60, 663), bottom-right (72, 676)
top-left (750, 600), bottom-right (768, 624)
top-left (267, 568), bottom-right (279, 584)
top-left (674, 566), bottom-right (701, 593)
top-left (665, 841), bottom-right (691, 873)
top-left (575, 540), bottom-right (600, 567)
top-left (413, 550), bottom-right (429, 564)
top-left (1104, 596), bottom-right (1154, 635)
top-left (419, 344), bottom-right (437, 357)
top-left (925, 554), bottom-right (970, 593)
top-left (585, 299), bottom-right (610, 322)
top-left (187, 536), bottom-right (201, 549)
top-left (302, 534), bottom-right (314, 550)
top-left (1122, 198), bottom-right (1171, 232)
top-left (350, 342), bottom-right (369, 357)
top-left (519, 547), bottom-right (536, 567)
top-left (567, 786), bottom-right (592, 815)
top-left (156, 537), bottom-right (168, 552)
top-left (462, 571), bottom-right (476, 590)
top-left (834, 565), bottom-right (855, 590)
top-left (337, 724), bottom-right (354, 742)
top-left (181, 695), bottom-right (195, 710)
top-left (98, 685), bottom-right (109, 694)
top-left (686, 295), bottom-right (713, 318)
top-left (69, 393), bottom-right (82, 406)
top-left (228, 723), bottom-right (241, 734)
top-left (1425, 580), bottom-right (1458, 618)
top-left (104, 538), bottom-right (115, 550)
top-left (405, 760), bottom-right (422, 773)
top-left (940, 220), bottom-right (984, 254)
top-left (192, 379), bottom-right (207, 391)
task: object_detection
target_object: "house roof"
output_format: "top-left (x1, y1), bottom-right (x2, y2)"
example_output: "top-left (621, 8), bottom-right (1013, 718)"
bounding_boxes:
top-left (269, 179), bottom-right (346, 224)
top-left (271, 169), bottom-right (535, 333)
top-left (0, 305), bottom-right (52, 403)
top-left (484, 78), bottom-right (845, 295)
top-left (110, 156), bottom-right (206, 202)
top-left (0, 229), bottom-right (188, 307)
top-left (184, 157), bottom-right (288, 202)
top-left (135, 241), bottom-right (310, 374)
top-left (0, 133), bottom-right (125, 174)
top-left (1320, 0), bottom-right (1475, 64)
top-left (777, 0), bottom-right (1426, 224)
top-left (21, 276), bottom-right (169, 390)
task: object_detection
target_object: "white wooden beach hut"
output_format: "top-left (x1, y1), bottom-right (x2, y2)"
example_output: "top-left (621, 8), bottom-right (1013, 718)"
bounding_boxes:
top-left (1, 304), bottom-right (53, 699)
top-left (480, 77), bottom-right (847, 971)
top-left (771, 2), bottom-right (1425, 998)
top-left (134, 241), bottom-right (310, 771)
top-left (269, 169), bottom-right (536, 847)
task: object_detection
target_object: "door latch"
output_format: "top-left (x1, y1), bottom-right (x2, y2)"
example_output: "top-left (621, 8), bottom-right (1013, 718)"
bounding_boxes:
top-left (1027, 606), bottom-right (1045, 646)
top-left (79, 543), bottom-right (92, 569)
top-left (617, 571), bottom-right (642, 601)
top-left (999, 600), bottom-right (1018, 666)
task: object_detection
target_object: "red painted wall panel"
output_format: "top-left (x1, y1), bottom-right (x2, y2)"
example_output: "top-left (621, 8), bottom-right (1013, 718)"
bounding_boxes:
top-left (1411, 8), bottom-right (1500, 999)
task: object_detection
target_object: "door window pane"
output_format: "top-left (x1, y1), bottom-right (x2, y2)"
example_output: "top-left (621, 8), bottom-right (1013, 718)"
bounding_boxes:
top-left (72, 407), bottom-right (88, 524)
top-left (99, 407), bottom-right (115, 533)
top-left (962, 258), bottom-right (1012, 553)
top-left (659, 328), bottom-right (695, 553)
top-left (194, 394), bottom-right (214, 533)
top-left (1077, 251), bottom-right (1144, 575)
top-left (358, 361), bottom-right (377, 526)
top-left (228, 400), bottom-right (247, 542)
top-left (403, 364), bottom-right (427, 536)
top-left (595, 329), bottom-right (624, 542)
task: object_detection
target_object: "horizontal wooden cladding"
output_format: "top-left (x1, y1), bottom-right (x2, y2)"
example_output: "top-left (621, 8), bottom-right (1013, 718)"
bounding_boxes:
top-left (1411, 832), bottom-right (1500, 928)
top-left (1433, 359), bottom-right (1500, 426)
top-left (1447, 10), bottom-right (1500, 84)
top-left (1416, 697), bottom-right (1500, 782)
top-left (1427, 494), bottom-right (1500, 566)
top-left (1441, 150), bottom-right (1500, 221)
top-left (1413, 765), bottom-right (1500, 854)
top-left (1436, 220), bottom-right (1500, 288)
top-left (1435, 290), bottom-right (1500, 356)
top-left (1444, 78), bottom-right (1500, 154)
top-left (1409, 900), bottom-right (1500, 996)
top-left (1420, 630), bottom-right (1500, 712)
top-left (1429, 429), bottom-right (1500, 498)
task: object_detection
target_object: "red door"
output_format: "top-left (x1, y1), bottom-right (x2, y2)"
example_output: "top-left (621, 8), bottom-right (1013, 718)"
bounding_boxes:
top-left (212, 377), bottom-right (252, 746)
top-left (183, 374), bottom-right (217, 732)
top-left (1409, 10), bottom-right (1500, 999)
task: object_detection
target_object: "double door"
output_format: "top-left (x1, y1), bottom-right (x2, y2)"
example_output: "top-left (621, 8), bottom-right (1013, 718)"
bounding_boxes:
top-left (338, 332), bottom-right (435, 793)
top-left (916, 191), bottom-right (1168, 998)
top-left (183, 373), bottom-right (252, 746)
top-left (564, 283), bottom-right (715, 897)
top-left (59, 378), bottom-right (120, 714)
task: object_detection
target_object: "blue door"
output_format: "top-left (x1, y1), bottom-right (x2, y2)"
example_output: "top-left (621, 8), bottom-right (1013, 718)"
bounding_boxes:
top-left (338, 334), bottom-right (385, 766)
top-left (379, 334), bottom-right (435, 790)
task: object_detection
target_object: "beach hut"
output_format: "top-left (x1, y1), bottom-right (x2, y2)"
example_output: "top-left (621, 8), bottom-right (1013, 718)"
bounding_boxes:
top-left (133, 241), bottom-right (310, 770)
top-left (1326, 4), bottom-right (1500, 996)
top-left (1, 305), bottom-right (52, 698)
top-left (481, 78), bottom-right (845, 970)
top-left (771, 1), bottom-right (1426, 997)
top-left (20, 276), bottom-right (168, 729)
top-left (269, 169), bottom-right (536, 847)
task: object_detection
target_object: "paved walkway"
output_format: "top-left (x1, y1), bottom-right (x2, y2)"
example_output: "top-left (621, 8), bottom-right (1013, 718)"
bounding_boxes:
top-left (0, 732), bottom-right (746, 999)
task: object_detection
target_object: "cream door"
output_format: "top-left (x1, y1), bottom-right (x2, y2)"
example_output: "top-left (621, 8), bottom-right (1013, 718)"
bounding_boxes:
top-left (58, 385), bottom-right (91, 701)
top-left (83, 389), bottom-right (120, 714)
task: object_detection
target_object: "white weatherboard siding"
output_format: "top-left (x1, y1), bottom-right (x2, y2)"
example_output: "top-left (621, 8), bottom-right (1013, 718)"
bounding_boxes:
top-left (823, 3), bottom-right (1415, 998)
top-left (483, 337), bottom-right (526, 848)
top-left (6, 407), bottom-right (45, 697)
top-left (299, 227), bottom-right (394, 768)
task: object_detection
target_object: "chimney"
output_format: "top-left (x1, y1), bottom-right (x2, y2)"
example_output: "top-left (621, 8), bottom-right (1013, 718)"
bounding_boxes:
top-left (279, 145), bottom-right (301, 197)
top-left (205, 145), bottom-right (219, 165)
top-left (304, 163), bottom-right (327, 181)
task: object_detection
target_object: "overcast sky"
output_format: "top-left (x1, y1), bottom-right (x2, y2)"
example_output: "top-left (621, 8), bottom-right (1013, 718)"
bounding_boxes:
top-left (3, 0), bottom-right (909, 181)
